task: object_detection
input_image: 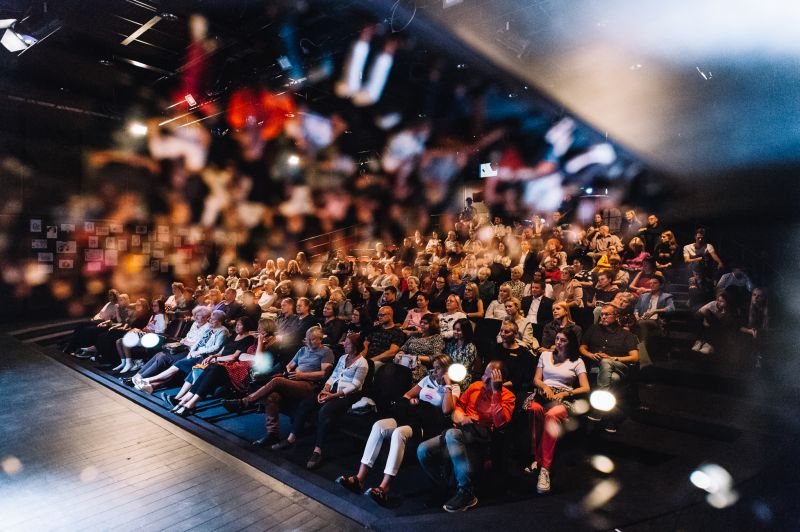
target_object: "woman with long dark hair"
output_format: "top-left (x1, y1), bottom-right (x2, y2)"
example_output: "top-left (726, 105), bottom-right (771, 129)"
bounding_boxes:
top-left (526, 329), bottom-right (590, 493)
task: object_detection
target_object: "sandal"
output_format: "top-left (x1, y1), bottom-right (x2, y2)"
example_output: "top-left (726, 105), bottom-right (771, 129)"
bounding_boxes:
top-left (335, 475), bottom-right (363, 495)
top-left (366, 486), bottom-right (390, 507)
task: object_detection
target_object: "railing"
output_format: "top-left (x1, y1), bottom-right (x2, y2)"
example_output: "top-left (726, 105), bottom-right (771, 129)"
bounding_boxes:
top-left (298, 224), bottom-right (363, 261)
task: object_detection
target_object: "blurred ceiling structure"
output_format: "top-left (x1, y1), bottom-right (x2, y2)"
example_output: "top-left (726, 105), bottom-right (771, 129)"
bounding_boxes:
top-left (0, 0), bottom-right (797, 217)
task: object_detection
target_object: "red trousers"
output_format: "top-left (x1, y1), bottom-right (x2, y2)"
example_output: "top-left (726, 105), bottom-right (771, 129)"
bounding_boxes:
top-left (528, 402), bottom-right (569, 469)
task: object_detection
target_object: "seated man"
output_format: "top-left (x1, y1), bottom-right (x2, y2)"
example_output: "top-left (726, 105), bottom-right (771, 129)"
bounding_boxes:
top-left (222, 327), bottom-right (334, 447)
top-left (416, 361), bottom-right (515, 513)
top-left (579, 305), bottom-right (639, 429)
top-left (362, 306), bottom-right (406, 366)
top-left (633, 274), bottom-right (675, 367)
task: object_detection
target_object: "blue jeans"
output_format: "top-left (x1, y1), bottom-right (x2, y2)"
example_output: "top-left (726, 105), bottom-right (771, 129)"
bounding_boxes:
top-left (417, 428), bottom-right (475, 492)
top-left (597, 359), bottom-right (629, 389)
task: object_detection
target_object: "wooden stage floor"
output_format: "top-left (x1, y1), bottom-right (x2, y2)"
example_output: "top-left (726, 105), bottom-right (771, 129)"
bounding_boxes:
top-left (0, 335), bottom-right (361, 532)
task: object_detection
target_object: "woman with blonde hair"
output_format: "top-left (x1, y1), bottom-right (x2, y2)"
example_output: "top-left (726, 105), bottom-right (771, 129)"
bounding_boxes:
top-left (654, 230), bottom-right (679, 272)
top-left (623, 236), bottom-right (649, 271)
top-left (539, 301), bottom-right (582, 353)
top-left (485, 282), bottom-right (513, 320)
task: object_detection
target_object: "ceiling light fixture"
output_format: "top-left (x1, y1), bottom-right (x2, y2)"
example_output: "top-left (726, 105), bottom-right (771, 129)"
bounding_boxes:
top-left (121, 15), bottom-right (162, 46)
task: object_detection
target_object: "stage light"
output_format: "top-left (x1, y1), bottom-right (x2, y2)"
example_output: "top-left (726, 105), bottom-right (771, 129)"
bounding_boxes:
top-left (122, 331), bottom-right (140, 348)
top-left (287, 154), bottom-right (300, 166)
top-left (128, 122), bottom-right (148, 137)
top-left (140, 333), bottom-right (160, 349)
top-left (252, 351), bottom-right (274, 374)
top-left (589, 390), bottom-right (616, 411)
top-left (1, 28), bottom-right (28, 52)
top-left (590, 454), bottom-right (615, 474)
top-left (447, 363), bottom-right (467, 383)
top-left (690, 463), bottom-right (739, 509)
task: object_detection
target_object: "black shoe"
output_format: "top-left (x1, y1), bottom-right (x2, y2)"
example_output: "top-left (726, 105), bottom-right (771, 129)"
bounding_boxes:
top-left (121, 378), bottom-right (135, 387)
top-left (222, 398), bottom-right (245, 413)
top-left (443, 489), bottom-right (478, 513)
top-left (176, 406), bottom-right (195, 418)
top-left (306, 452), bottom-right (323, 470)
top-left (270, 439), bottom-right (295, 451)
top-left (252, 434), bottom-right (280, 447)
top-left (161, 392), bottom-right (179, 409)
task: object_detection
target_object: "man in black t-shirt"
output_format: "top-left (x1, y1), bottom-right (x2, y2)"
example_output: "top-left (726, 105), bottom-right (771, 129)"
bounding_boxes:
top-left (362, 306), bottom-right (406, 365)
top-left (580, 305), bottom-right (638, 390)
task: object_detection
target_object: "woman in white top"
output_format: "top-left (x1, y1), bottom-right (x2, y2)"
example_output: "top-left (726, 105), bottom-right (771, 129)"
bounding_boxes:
top-left (526, 329), bottom-right (590, 493)
top-left (258, 279), bottom-right (279, 313)
top-left (281, 336), bottom-right (370, 470)
top-left (485, 282), bottom-right (513, 320)
top-left (114, 298), bottom-right (168, 373)
top-left (136, 310), bottom-right (229, 389)
top-left (439, 294), bottom-right (467, 340)
top-left (336, 354), bottom-right (459, 506)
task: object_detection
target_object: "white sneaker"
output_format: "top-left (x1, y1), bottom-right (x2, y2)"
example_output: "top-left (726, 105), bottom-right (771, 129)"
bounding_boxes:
top-left (132, 373), bottom-right (144, 387)
top-left (112, 361), bottom-right (126, 372)
top-left (537, 467), bottom-right (551, 494)
top-left (691, 340), bottom-right (703, 352)
top-left (699, 343), bottom-right (714, 355)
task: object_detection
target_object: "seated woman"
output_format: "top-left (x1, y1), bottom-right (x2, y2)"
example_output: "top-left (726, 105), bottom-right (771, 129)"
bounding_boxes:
top-left (129, 305), bottom-right (211, 384)
top-left (629, 257), bottom-right (660, 296)
top-left (527, 329), bottom-right (590, 493)
top-left (461, 282), bottom-right (484, 322)
top-left (401, 292), bottom-right (431, 336)
top-left (443, 318), bottom-right (478, 388)
top-left (439, 294), bottom-right (467, 341)
top-left (484, 282), bottom-right (512, 320)
top-left (330, 288), bottom-right (353, 320)
top-left (65, 289), bottom-right (121, 354)
top-left (539, 302), bottom-right (583, 353)
top-left (320, 301), bottom-right (347, 352)
top-left (336, 354), bottom-right (459, 505)
top-left (134, 310), bottom-right (229, 390)
top-left (113, 298), bottom-right (167, 373)
top-left (496, 298), bottom-right (537, 349)
top-left (539, 238), bottom-right (567, 269)
top-left (92, 298), bottom-right (150, 363)
top-left (551, 267), bottom-right (584, 310)
top-left (654, 230), bottom-right (679, 274)
top-left (272, 336), bottom-right (369, 469)
top-left (166, 317), bottom-right (262, 415)
top-left (622, 237), bottom-right (649, 272)
top-left (393, 313), bottom-right (444, 381)
top-left (73, 293), bottom-right (130, 359)
top-left (398, 275), bottom-right (421, 312)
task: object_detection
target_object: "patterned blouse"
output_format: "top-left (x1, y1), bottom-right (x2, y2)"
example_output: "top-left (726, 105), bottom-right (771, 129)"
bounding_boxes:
top-left (400, 333), bottom-right (445, 381)
top-left (444, 340), bottom-right (478, 387)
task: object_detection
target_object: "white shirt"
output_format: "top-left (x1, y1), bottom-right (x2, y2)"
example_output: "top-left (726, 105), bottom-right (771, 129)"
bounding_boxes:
top-left (526, 296), bottom-right (543, 323)
top-left (538, 351), bottom-right (586, 391)
top-left (417, 376), bottom-right (460, 408)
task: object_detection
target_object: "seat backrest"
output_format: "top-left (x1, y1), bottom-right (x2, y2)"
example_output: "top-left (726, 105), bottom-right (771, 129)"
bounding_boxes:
top-left (162, 318), bottom-right (183, 340)
top-left (371, 362), bottom-right (412, 414)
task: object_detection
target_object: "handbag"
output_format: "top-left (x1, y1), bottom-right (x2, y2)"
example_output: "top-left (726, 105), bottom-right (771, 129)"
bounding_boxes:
top-left (522, 386), bottom-right (576, 413)
top-left (163, 342), bottom-right (189, 356)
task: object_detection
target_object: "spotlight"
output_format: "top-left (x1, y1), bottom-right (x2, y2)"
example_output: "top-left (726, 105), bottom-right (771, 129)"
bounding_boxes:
top-left (447, 363), bottom-right (467, 383)
top-left (128, 122), bottom-right (148, 137)
top-left (589, 390), bottom-right (616, 411)
top-left (0, 11), bottom-right (62, 54)
top-left (140, 333), bottom-right (160, 349)
top-left (287, 154), bottom-right (300, 166)
top-left (122, 331), bottom-right (140, 348)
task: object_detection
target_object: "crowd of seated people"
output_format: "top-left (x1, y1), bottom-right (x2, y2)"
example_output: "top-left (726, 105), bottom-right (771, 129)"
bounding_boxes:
top-left (63, 208), bottom-right (770, 511)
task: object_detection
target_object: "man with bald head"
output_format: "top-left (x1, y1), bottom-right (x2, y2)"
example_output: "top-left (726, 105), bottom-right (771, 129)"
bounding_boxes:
top-left (361, 305), bottom-right (406, 365)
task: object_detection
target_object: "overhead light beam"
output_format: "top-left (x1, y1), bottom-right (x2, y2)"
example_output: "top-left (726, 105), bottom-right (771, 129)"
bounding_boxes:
top-left (120, 15), bottom-right (161, 46)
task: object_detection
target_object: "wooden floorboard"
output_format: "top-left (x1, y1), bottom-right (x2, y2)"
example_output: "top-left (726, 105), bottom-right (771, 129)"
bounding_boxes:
top-left (0, 334), bottom-right (358, 532)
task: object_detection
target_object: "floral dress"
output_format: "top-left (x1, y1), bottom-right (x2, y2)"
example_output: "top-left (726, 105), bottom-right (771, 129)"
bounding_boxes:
top-left (443, 341), bottom-right (477, 387)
